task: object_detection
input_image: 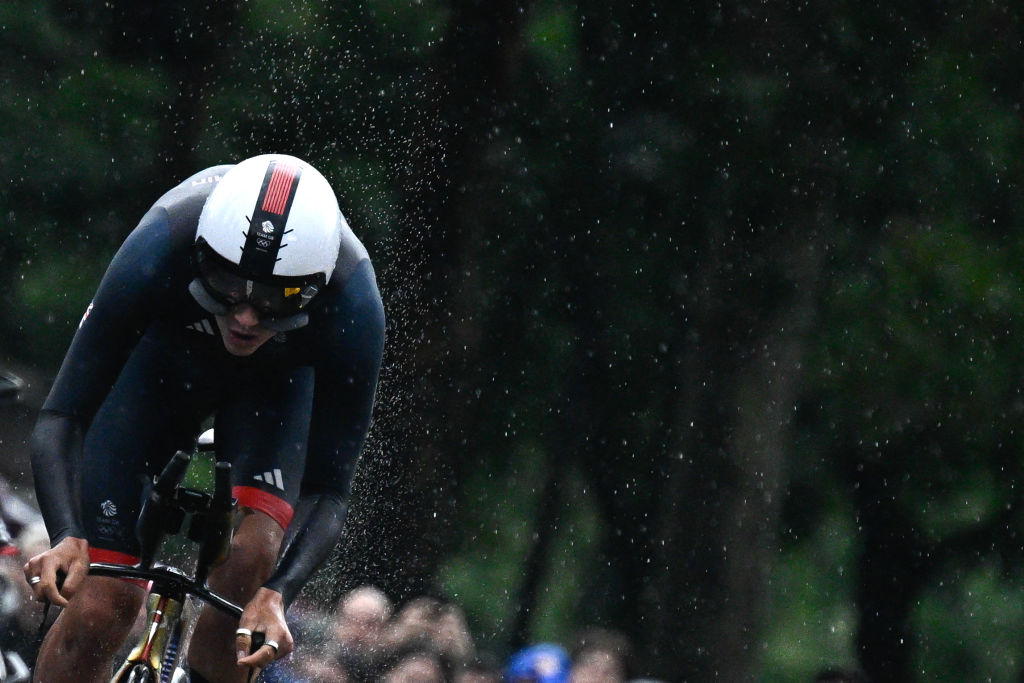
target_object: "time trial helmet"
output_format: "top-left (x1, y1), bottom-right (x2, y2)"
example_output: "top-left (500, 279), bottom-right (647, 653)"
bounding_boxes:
top-left (189, 154), bottom-right (344, 331)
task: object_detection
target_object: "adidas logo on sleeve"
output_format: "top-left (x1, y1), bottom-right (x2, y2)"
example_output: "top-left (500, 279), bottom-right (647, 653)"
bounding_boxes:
top-left (254, 469), bottom-right (285, 491)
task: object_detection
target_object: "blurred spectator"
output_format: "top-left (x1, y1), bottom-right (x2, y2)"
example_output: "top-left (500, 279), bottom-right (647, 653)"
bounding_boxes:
top-left (505, 643), bottom-right (571, 683)
top-left (387, 596), bottom-right (475, 668)
top-left (386, 596), bottom-right (438, 646)
top-left (0, 537), bottom-right (32, 680)
top-left (568, 626), bottom-right (631, 683)
top-left (288, 593), bottom-right (339, 648)
top-left (245, 586), bottom-right (393, 683)
top-left (434, 601), bottom-right (475, 664)
top-left (264, 652), bottom-right (347, 683)
top-left (333, 584), bottom-right (395, 681)
top-left (379, 642), bottom-right (451, 683)
top-left (0, 480), bottom-right (47, 670)
top-left (265, 594), bottom-right (350, 682)
top-left (0, 476), bottom-right (43, 544)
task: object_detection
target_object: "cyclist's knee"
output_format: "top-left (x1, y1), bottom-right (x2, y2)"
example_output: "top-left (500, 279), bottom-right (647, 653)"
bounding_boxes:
top-left (225, 510), bottom-right (284, 580)
top-left (59, 576), bottom-right (145, 639)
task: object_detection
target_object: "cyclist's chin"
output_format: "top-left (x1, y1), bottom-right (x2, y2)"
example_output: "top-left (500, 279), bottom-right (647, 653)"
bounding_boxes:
top-left (215, 320), bottom-right (275, 356)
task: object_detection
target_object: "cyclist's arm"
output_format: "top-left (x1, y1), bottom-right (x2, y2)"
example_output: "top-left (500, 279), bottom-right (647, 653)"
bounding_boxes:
top-left (263, 260), bottom-right (385, 606)
top-left (263, 492), bottom-right (348, 605)
top-left (28, 412), bottom-right (86, 544)
top-left (30, 208), bottom-right (174, 545)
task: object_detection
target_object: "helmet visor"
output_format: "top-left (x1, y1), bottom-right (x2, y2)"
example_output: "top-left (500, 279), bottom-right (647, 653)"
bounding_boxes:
top-left (193, 240), bottom-right (323, 324)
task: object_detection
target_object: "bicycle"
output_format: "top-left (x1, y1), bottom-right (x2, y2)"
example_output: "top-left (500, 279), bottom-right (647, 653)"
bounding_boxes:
top-left (83, 430), bottom-right (266, 683)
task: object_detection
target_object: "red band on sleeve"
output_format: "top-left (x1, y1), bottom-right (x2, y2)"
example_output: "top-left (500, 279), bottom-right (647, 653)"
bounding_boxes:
top-left (233, 486), bottom-right (294, 530)
top-left (88, 548), bottom-right (149, 588)
top-left (89, 548), bottom-right (140, 566)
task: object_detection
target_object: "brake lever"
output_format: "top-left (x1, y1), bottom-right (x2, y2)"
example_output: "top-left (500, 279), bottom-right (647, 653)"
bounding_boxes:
top-left (245, 631), bottom-right (267, 682)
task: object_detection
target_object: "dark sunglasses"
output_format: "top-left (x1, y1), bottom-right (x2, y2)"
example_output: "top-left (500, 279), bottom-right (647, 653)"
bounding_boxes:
top-left (191, 239), bottom-right (323, 331)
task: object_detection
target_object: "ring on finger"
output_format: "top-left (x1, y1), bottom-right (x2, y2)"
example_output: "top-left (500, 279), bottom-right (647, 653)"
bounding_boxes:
top-left (28, 576), bottom-right (41, 585)
top-left (265, 639), bottom-right (279, 653)
top-left (235, 628), bottom-right (253, 637)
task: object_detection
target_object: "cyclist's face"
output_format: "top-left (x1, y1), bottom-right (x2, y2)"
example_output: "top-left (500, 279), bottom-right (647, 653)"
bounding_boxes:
top-left (214, 303), bottom-right (277, 356)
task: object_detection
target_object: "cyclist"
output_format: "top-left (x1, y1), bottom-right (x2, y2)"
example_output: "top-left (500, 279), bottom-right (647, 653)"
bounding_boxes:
top-left (22, 154), bottom-right (386, 683)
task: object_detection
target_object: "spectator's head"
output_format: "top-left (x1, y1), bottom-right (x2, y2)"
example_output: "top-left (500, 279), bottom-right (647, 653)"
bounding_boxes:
top-left (568, 626), bottom-right (631, 683)
top-left (390, 596), bottom-right (442, 641)
top-left (387, 596), bottom-right (475, 664)
top-left (333, 584), bottom-right (393, 651)
top-left (505, 643), bottom-right (571, 683)
top-left (432, 601), bottom-right (475, 664)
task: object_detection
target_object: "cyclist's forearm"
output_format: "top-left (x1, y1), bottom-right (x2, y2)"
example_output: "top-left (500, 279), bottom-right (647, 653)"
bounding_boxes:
top-left (263, 493), bottom-right (347, 607)
top-left (30, 410), bottom-right (86, 544)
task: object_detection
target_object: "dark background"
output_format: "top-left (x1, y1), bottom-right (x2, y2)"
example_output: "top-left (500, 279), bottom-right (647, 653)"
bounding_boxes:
top-left (4, 2), bottom-right (1024, 680)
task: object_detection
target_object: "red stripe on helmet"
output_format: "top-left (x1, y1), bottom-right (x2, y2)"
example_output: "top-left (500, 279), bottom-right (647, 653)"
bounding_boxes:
top-left (261, 163), bottom-right (299, 215)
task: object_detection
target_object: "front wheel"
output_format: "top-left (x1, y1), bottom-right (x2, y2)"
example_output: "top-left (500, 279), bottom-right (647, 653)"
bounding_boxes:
top-left (123, 663), bottom-right (156, 683)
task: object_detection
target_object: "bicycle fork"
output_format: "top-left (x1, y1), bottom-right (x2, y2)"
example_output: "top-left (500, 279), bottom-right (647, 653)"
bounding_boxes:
top-left (104, 453), bottom-right (241, 683)
top-left (111, 592), bottom-right (184, 683)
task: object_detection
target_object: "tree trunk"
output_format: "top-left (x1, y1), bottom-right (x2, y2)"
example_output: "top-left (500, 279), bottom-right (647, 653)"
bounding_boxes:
top-left (851, 459), bottom-right (921, 683)
top-left (642, 185), bottom-right (828, 680)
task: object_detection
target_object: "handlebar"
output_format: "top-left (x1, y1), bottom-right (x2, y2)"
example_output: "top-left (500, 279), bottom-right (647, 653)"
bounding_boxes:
top-left (45, 445), bottom-right (269, 683)
top-left (88, 449), bottom-right (242, 617)
top-left (87, 562), bottom-right (243, 619)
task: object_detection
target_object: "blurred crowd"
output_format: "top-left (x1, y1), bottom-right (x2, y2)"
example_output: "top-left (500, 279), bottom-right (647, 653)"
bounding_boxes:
top-left (262, 584), bottom-right (643, 683)
top-left (0, 478), bottom-right (869, 683)
top-left (0, 474), bottom-right (644, 683)
top-left (0, 478), bottom-right (47, 682)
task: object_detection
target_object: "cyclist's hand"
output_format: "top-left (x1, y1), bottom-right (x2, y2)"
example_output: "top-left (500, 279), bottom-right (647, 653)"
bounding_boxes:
top-left (235, 586), bottom-right (293, 678)
top-left (22, 536), bottom-right (90, 607)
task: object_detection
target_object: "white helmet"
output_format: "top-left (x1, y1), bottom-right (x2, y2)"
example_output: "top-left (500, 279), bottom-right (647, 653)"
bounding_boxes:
top-left (189, 154), bottom-right (344, 330)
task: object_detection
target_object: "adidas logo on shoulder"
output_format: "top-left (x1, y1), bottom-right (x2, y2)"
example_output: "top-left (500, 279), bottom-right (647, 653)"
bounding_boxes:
top-left (186, 319), bottom-right (216, 335)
